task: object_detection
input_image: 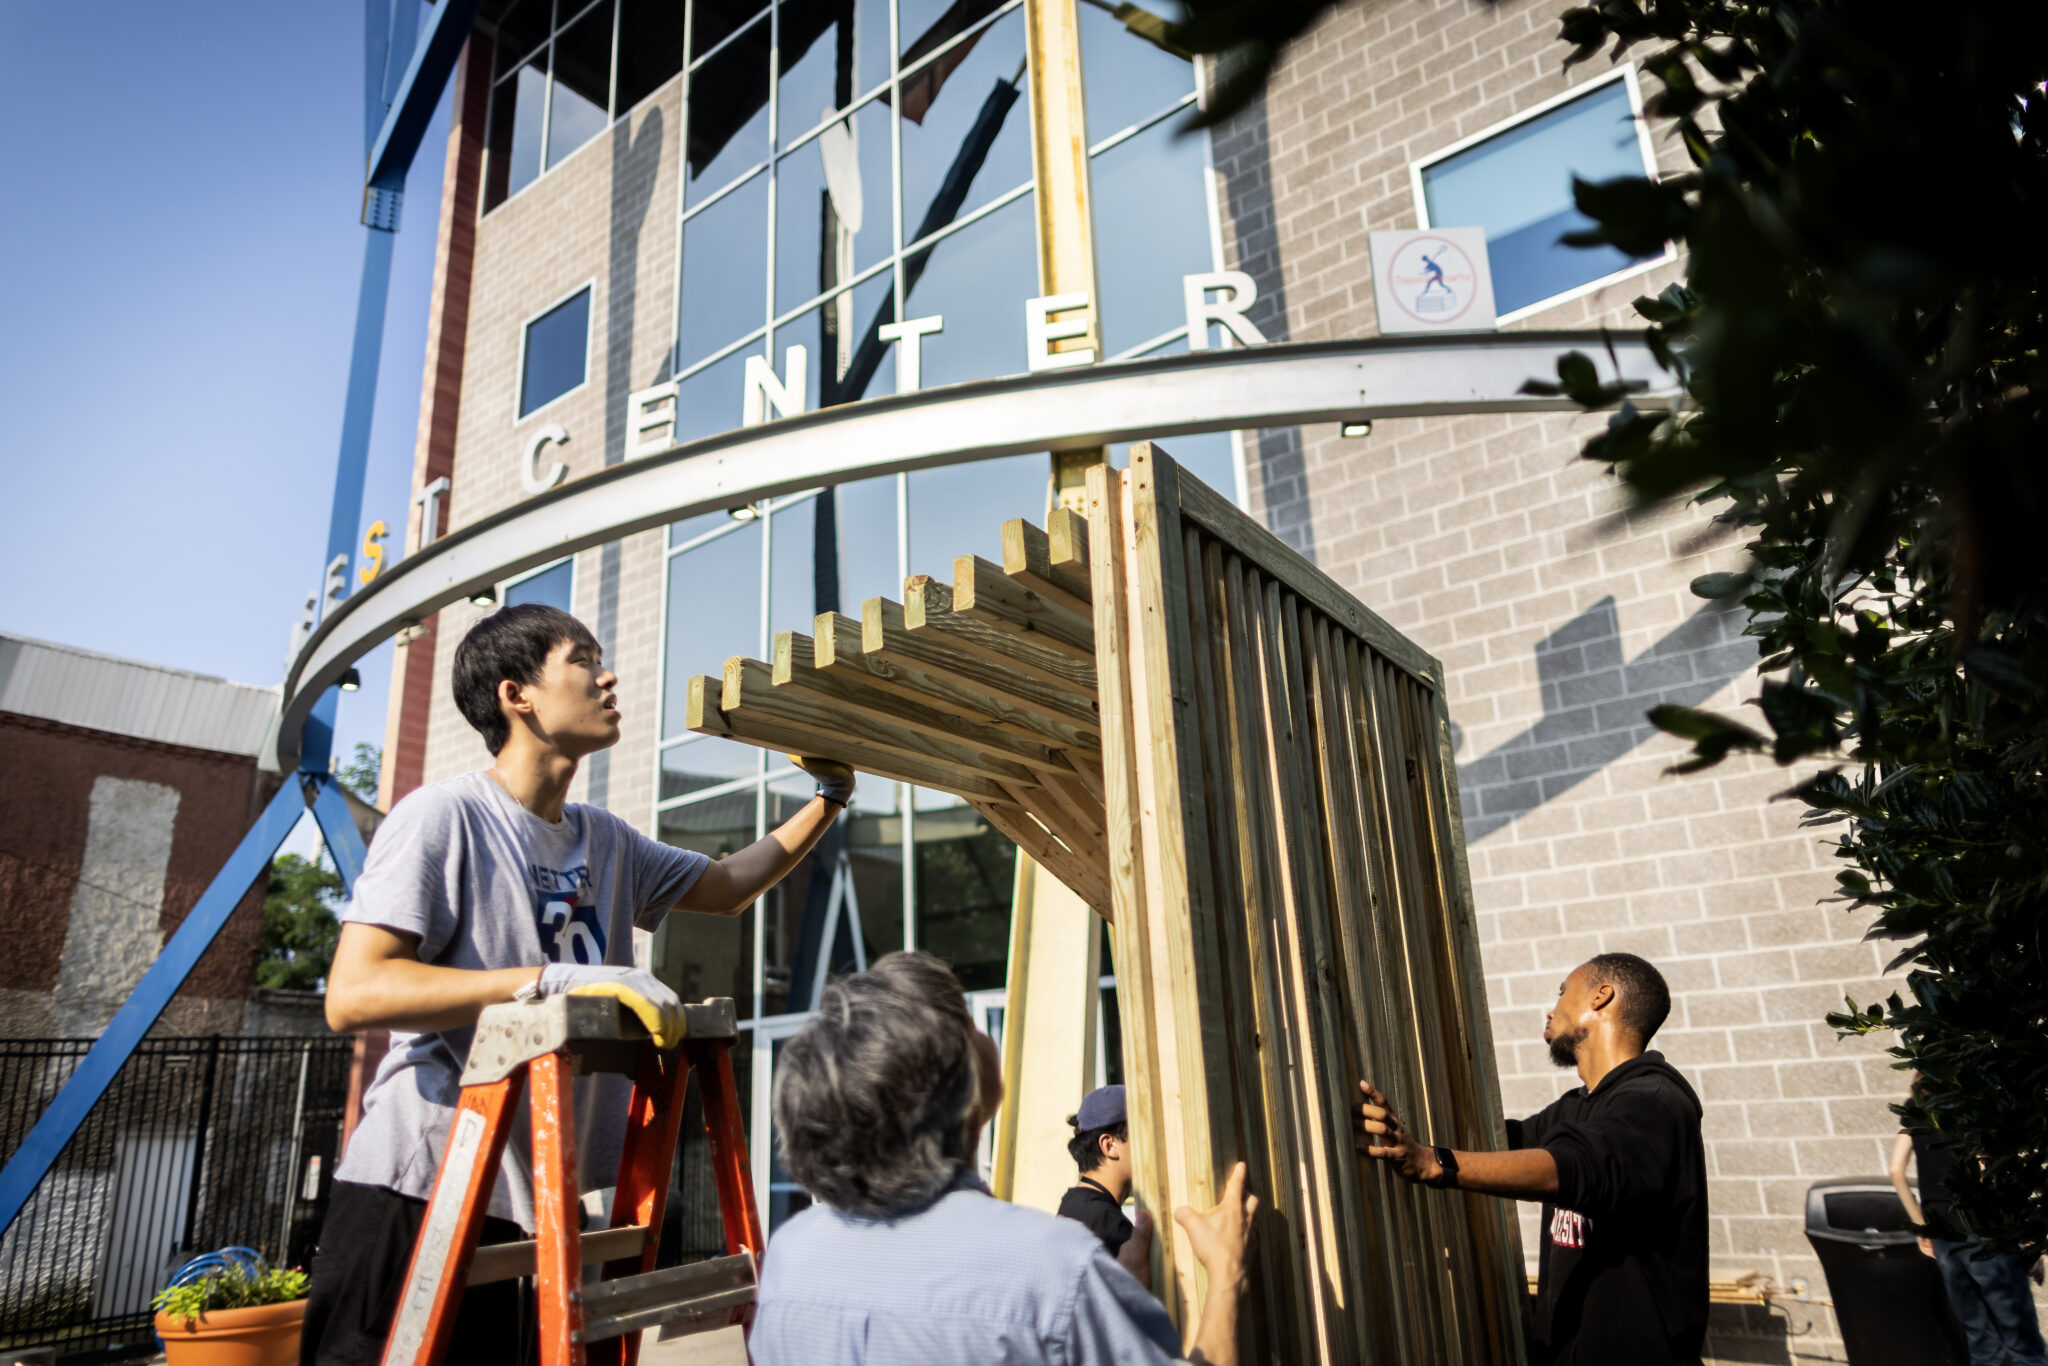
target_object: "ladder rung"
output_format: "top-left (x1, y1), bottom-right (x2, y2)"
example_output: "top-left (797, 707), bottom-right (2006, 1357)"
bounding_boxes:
top-left (467, 1223), bottom-right (651, 1287)
top-left (577, 1286), bottom-right (754, 1344)
top-left (572, 1252), bottom-right (757, 1344)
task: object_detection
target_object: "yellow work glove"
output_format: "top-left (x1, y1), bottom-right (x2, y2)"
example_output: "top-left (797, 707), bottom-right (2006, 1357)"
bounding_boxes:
top-left (536, 964), bottom-right (687, 1049)
top-left (789, 755), bottom-right (856, 807)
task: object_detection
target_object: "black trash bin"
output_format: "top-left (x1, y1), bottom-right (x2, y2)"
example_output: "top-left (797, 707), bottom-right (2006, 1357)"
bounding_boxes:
top-left (1805, 1177), bottom-right (1969, 1366)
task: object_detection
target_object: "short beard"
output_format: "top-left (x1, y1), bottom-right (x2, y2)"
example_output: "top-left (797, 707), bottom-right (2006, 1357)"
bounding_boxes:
top-left (1548, 1025), bottom-right (1586, 1069)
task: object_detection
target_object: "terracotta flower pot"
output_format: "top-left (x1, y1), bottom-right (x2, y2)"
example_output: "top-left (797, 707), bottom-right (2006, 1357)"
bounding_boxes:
top-left (154, 1297), bottom-right (307, 1366)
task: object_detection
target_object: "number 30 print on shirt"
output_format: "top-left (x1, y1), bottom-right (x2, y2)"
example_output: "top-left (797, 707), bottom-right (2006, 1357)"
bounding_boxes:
top-left (533, 863), bottom-right (606, 964)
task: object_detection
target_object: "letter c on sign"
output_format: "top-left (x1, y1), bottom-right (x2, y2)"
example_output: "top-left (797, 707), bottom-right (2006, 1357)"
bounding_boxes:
top-left (522, 425), bottom-right (570, 495)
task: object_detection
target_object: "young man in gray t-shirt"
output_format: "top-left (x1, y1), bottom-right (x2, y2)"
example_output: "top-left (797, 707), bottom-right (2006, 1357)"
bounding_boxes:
top-left (302, 603), bottom-right (852, 1366)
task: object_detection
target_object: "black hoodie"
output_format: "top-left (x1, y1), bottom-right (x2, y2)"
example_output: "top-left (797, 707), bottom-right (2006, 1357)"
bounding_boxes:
top-left (1506, 1051), bottom-right (1709, 1366)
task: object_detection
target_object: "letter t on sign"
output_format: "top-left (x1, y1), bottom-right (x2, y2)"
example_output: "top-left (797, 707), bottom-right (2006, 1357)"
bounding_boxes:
top-left (413, 477), bottom-right (451, 548)
top-left (1184, 271), bottom-right (1267, 349)
top-left (877, 316), bottom-right (943, 393)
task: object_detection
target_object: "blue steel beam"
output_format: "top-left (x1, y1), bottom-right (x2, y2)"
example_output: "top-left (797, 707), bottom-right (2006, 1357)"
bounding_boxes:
top-left (302, 223), bottom-right (398, 776)
top-left (365, 0), bottom-right (484, 192)
top-left (0, 778), bottom-right (311, 1237)
top-left (310, 773), bottom-right (372, 891)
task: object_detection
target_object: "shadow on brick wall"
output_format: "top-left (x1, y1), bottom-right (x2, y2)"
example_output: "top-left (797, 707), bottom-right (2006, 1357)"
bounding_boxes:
top-left (1455, 595), bottom-right (1753, 842)
top-left (1210, 88), bottom-right (1313, 558)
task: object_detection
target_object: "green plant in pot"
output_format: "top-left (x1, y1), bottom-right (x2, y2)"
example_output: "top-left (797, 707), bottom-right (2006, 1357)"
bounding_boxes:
top-left (153, 1254), bottom-right (310, 1366)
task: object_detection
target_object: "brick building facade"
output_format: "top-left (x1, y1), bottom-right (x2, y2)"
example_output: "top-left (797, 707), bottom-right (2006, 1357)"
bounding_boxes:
top-left (377, 0), bottom-right (2034, 1358)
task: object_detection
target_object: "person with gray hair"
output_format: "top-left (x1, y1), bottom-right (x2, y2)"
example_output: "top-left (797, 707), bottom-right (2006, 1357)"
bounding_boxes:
top-left (752, 951), bottom-right (1257, 1366)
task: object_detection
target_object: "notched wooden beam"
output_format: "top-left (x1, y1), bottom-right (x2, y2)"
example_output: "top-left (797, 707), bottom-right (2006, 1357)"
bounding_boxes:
top-left (686, 673), bottom-right (1011, 803)
top-left (861, 597), bottom-right (1100, 729)
top-left (953, 554), bottom-right (1094, 659)
top-left (903, 577), bottom-right (1096, 693)
top-left (1000, 517), bottom-right (1092, 614)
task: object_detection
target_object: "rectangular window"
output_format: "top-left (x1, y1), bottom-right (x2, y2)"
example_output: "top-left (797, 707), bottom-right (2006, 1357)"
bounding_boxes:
top-left (518, 286), bottom-right (591, 416)
top-left (1415, 72), bottom-right (1665, 319)
top-left (502, 556), bottom-right (575, 612)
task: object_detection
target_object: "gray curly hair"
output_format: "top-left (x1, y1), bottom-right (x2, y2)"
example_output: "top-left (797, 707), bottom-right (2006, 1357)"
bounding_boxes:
top-left (771, 951), bottom-right (981, 1218)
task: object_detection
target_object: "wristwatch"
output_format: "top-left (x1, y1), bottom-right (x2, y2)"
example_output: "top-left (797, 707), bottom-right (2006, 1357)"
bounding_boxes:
top-left (1426, 1145), bottom-right (1459, 1189)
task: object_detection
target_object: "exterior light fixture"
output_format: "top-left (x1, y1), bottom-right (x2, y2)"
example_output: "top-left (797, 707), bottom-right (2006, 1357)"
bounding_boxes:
top-left (469, 586), bottom-right (498, 607)
top-left (727, 503), bottom-right (762, 522)
top-left (339, 668), bottom-right (362, 692)
top-left (1340, 419), bottom-right (1373, 438)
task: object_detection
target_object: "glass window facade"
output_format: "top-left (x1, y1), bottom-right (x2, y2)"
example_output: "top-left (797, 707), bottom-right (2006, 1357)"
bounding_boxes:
top-left (1418, 74), bottom-right (1661, 318)
top-left (503, 557), bottom-right (575, 611)
top-left (519, 287), bottom-right (592, 416)
top-left (585, 0), bottom-right (1237, 1228)
top-left (483, 0), bottom-right (626, 209)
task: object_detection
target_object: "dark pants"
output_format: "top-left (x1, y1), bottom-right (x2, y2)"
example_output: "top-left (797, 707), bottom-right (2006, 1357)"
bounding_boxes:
top-left (1933, 1239), bottom-right (2047, 1366)
top-left (301, 1181), bottom-right (538, 1366)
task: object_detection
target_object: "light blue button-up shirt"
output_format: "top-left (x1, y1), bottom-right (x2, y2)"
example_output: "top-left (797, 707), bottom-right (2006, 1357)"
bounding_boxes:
top-left (750, 1172), bottom-right (1185, 1366)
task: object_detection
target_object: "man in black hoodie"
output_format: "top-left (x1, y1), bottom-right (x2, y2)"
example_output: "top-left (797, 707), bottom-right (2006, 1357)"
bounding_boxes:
top-left (1355, 952), bottom-right (1708, 1366)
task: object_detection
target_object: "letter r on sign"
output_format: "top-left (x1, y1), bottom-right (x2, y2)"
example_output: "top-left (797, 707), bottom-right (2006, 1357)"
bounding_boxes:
top-left (1184, 271), bottom-right (1266, 350)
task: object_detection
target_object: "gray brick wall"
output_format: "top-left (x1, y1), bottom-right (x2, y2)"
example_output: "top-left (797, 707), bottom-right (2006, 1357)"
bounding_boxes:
top-left (1198, 0), bottom-right (2038, 1359)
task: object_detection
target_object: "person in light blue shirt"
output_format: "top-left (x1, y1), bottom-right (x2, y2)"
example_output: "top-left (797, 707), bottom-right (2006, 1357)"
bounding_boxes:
top-left (752, 951), bottom-right (1257, 1366)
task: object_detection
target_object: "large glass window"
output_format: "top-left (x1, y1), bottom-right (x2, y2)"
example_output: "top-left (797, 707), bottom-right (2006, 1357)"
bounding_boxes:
top-left (502, 556), bottom-right (575, 611)
top-left (482, 0), bottom-right (641, 211)
top-left (519, 286), bottom-right (592, 416)
top-left (638, 0), bottom-right (1225, 1232)
top-left (1415, 71), bottom-right (1665, 319)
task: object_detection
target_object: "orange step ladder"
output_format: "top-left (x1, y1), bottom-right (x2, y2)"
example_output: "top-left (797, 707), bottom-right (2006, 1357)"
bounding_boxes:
top-left (379, 994), bottom-right (763, 1366)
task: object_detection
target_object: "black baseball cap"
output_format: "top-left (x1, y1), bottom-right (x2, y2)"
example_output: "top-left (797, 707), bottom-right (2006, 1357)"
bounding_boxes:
top-left (1076, 1084), bottom-right (1125, 1130)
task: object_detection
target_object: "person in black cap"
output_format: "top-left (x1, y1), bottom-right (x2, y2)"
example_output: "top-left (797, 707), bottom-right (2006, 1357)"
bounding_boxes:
top-left (1058, 1084), bottom-right (1151, 1278)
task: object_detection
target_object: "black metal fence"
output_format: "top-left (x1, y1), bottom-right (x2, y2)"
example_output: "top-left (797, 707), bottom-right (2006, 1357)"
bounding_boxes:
top-left (0, 1035), bottom-right (352, 1358)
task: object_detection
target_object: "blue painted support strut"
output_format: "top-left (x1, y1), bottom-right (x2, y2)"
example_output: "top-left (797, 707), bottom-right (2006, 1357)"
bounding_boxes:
top-left (301, 222), bottom-right (397, 776)
top-left (309, 772), bottom-right (372, 893)
top-left (0, 778), bottom-right (310, 1238)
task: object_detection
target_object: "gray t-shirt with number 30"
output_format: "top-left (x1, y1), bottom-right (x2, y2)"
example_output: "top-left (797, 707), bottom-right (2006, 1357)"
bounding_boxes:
top-left (335, 770), bottom-right (710, 1230)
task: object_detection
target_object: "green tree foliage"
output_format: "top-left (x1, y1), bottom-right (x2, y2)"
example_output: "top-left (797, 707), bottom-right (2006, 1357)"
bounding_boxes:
top-left (1518, 1), bottom-right (2048, 1254)
top-left (256, 744), bottom-right (382, 992)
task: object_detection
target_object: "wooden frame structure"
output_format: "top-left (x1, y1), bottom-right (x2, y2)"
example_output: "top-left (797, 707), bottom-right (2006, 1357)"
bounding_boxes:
top-left (684, 446), bottom-right (1524, 1364)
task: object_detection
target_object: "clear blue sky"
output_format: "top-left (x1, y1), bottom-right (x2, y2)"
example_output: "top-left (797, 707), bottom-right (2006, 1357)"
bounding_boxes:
top-left (0, 2), bottom-right (449, 781)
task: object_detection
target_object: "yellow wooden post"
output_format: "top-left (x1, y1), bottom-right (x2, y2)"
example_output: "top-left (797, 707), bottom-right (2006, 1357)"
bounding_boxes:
top-left (991, 0), bottom-right (1108, 1214)
top-left (1024, 0), bottom-right (1103, 516)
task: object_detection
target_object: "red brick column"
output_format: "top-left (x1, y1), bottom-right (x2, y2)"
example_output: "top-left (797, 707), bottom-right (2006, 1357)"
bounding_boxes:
top-left (378, 32), bottom-right (493, 813)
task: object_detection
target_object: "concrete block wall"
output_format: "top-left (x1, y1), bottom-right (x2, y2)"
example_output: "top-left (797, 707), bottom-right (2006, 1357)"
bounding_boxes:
top-left (1206, 0), bottom-right (1954, 1359)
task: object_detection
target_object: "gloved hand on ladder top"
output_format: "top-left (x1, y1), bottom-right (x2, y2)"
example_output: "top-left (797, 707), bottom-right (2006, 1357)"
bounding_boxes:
top-left (535, 964), bottom-right (687, 1049)
top-left (789, 755), bottom-right (856, 807)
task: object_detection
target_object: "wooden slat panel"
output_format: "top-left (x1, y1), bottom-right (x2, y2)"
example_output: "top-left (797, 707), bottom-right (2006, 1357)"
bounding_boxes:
top-left (1210, 550), bottom-right (1315, 1363)
top-left (904, 577), bottom-right (1097, 692)
top-left (722, 657), bottom-right (1041, 790)
top-left (953, 554), bottom-right (1096, 659)
top-left (773, 630), bottom-right (1086, 776)
top-left (860, 599), bottom-right (1101, 729)
top-left (1083, 462), bottom-right (1181, 1319)
top-left (1170, 456), bottom-right (1442, 686)
top-left (813, 611), bottom-right (1102, 750)
top-left (1001, 516), bottom-right (1092, 613)
top-left (684, 674), bottom-right (1009, 803)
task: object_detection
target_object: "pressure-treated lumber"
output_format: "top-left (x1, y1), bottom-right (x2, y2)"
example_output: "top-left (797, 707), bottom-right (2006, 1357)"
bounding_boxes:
top-left (1084, 445), bottom-right (1524, 1364)
top-left (680, 461), bottom-right (1522, 1364)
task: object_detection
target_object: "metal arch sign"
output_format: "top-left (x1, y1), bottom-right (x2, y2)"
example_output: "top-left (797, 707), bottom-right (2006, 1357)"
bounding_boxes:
top-left (272, 331), bottom-right (1677, 771)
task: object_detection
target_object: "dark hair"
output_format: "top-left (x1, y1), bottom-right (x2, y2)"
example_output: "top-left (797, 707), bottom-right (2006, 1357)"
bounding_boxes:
top-left (772, 951), bottom-right (980, 1218)
top-left (452, 605), bottom-right (599, 754)
top-left (1584, 952), bottom-right (1671, 1043)
top-left (1066, 1118), bottom-right (1128, 1174)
